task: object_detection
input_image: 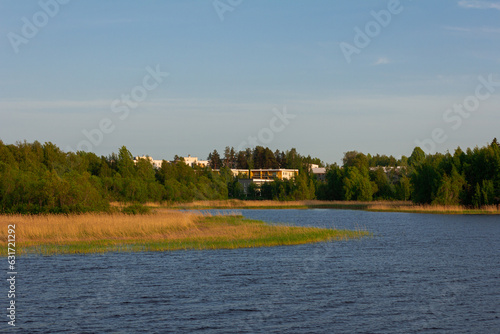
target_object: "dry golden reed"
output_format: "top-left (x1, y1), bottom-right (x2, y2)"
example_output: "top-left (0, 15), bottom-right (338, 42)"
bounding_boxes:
top-left (0, 209), bottom-right (368, 255)
top-left (367, 203), bottom-right (500, 214)
top-left (168, 199), bottom-right (409, 209)
top-left (167, 199), bottom-right (499, 214)
top-left (1, 210), bottom-right (198, 241)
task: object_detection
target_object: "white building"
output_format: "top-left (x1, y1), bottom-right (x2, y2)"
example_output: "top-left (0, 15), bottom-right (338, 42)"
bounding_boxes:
top-left (213, 169), bottom-right (299, 180)
top-left (182, 155), bottom-right (209, 167)
top-left (134, 156), bottom-right (165, 169)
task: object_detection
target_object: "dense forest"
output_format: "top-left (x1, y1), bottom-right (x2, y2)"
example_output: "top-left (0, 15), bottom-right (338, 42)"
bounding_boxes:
top-left (0, 139), bottom-right (499, 213)
top-left (317, 139), bottom-right (500, 207)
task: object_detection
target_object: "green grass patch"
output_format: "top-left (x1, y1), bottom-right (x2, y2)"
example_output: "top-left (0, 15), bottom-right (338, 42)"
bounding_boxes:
top-left (121, 203), bottom-right (152, 215)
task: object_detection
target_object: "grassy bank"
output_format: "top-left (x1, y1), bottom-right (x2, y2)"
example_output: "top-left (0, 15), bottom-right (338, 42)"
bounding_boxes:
top-left (0, 210), bottom-right (368, 256)
top-left (157, 200), bottom-right (500, 214)
top-left (160, 199), bottom-right (384, 210)
top-left (366, 203), bottom-right (500, 215)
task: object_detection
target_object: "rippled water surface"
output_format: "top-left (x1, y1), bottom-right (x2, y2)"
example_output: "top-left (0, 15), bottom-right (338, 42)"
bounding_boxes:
top-left (17, 209), bottom-right (500, 333)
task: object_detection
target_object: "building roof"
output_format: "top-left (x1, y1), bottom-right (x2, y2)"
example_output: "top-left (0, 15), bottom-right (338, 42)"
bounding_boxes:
top-left (311, 167), bottom-right (326, 174)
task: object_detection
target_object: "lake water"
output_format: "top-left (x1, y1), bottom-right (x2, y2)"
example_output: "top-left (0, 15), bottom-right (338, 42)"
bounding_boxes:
top-left (16, 209), bottom-right (500, 333)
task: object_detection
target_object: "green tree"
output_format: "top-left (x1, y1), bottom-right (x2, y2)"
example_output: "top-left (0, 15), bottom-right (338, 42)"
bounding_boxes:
top-left (223, 146), bottom-right (236, 168)
top-left (395, 175), bottom-right (411, 201)
top-left (324, 165), bottom-right (344, 200)
top-left (208, 149), bottom-right (222, 169)
top-left (411, 162), bottom-right (441, 204)
top-left (370, 168), bottom-right (395, 199)
top-left (343, 166), bottom-right (375, 201)
top-left (136, 157), bottom-right (156, 183)
top-left (236, 150), bottom-right (249, 169)
top-left (292, 173), bottom-right (316, 200)
top-left (117, 146), bottom-right (135, 178)
top-left (432, 167), bottom-right (465, 205)
top-left (481, 179), bottom-right (495, 205)
top-left (343, 151), bottom-right (369, 170)
top-left (408, 147), bottom-right (426, 167)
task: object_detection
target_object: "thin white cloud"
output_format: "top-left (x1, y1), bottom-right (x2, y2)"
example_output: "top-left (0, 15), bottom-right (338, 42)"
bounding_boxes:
top-left (373, 57), bottom-right (391, 66)
top-left (458, 0), bottom-right (500, 10)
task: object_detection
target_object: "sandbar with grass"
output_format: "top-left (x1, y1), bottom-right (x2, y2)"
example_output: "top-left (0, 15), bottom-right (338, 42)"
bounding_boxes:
top-left (0, 209), bottom-right (368, 256)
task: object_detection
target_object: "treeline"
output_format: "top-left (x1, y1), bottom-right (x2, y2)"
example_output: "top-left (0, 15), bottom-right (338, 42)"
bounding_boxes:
top-left (0, 141), bottom-right (226, 213)
top-left (0, 141), bottom-right (321, 213)
top-left (0, 139), bottom-right (498, 213)
top-left (317, 139), bottom-right (500, 207)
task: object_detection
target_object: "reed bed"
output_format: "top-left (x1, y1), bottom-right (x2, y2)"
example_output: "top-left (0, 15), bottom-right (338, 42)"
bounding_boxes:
top-left (367, 203), bottom-right (500, 214)
top-left (169, 199), bottom-right (313, 209)
top-left (166, 199), bottom-right (397, 209)
top-left (165, 199), bottom-right (499, 214)
top-left (0, 209), bottom-right (368, 256)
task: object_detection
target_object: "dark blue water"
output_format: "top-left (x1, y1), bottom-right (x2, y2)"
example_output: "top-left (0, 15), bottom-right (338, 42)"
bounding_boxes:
top-left (12, 209), bottom-right (500, 333)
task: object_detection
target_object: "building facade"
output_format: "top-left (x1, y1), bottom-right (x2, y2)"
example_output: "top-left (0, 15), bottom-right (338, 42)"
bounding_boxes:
top-left (182, 155), bottom-right (209, 167)
top-left (213, 168), bottom-right (298, 180)
top-left (212, 168), bottom-right (299, 195)
top-left (133, 156), bottom-right (164, 169)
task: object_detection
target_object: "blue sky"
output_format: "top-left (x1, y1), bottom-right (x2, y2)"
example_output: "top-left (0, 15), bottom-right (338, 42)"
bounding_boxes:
top-left (1, 0), bottom-right (499, 164)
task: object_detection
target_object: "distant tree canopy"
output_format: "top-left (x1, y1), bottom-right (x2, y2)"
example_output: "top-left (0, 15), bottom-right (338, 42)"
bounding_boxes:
top-left (317, 139), bottom-right (500, 207)
top-left (208, 146), bottom-right (324, 171)
top-left (0, 141), bottom-right (229, 213)
top-left (0, 142), bottom-right (323, 213)
top-left (1, 139), bottom-right (498, 213)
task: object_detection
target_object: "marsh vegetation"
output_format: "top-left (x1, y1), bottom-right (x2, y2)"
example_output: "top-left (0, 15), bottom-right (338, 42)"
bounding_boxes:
top-left (0, 210), bottom-right (368, 256)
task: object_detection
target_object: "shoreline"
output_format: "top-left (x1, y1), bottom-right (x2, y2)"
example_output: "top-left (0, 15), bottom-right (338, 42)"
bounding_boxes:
top-left (0, 210), bottom-right (368, 256)
top-left (148, 200), bottom-right (500, 215)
